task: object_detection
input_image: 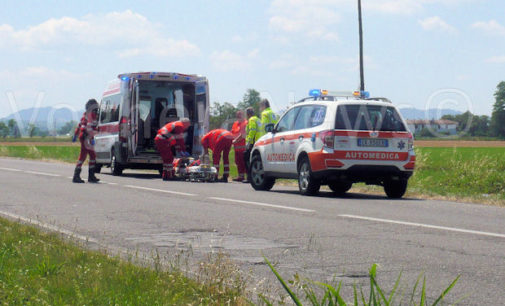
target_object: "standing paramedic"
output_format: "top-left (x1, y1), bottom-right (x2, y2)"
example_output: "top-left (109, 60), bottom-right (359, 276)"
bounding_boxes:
top-left (259, 99), bottom-right (278, 137)
top-left (231, 110), bottom-right (248, 182)
top-left (201, 129), bottom-right (233, 183)
top-left (243, 107), bottom-right (261, 184)
top-left (72, 99), bottom-right (100, 183)
top-left (155, 118), bottom-right (191, 181)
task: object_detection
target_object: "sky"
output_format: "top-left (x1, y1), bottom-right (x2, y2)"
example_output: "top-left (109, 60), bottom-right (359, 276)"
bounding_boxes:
top-left (0, 0), bottom-right (504, 118)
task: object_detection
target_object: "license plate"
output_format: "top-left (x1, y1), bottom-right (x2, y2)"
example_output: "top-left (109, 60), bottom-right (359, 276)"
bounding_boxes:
top-left (357, 138), bottom-right (388, 147)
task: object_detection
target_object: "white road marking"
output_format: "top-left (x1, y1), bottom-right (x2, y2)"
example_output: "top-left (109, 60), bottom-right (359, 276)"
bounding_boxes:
top-left (124, 185), bottom-right (196, 196)
top-left (0, 167), bottom-right (22, 172)
top-left (208, 197), bottom-right (316, 213)
top-left (24, 170), bottom-right (60, 177)
top-left (0, 210), bottom-right (99, 244)
top-left (106, 182), bottom-right (118, 185)
top-left (339, 214), bottom-right (505, 239)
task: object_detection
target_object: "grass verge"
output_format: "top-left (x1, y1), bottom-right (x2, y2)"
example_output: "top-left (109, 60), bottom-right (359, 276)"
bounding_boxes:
top-left (0, 216), bottom-right (245, 304)
top-left (264, 257), bottom-right (461, 305)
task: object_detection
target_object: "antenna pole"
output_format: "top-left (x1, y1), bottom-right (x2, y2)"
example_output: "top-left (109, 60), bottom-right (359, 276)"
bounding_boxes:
top-left (358, 0), bottom-right (365, 93)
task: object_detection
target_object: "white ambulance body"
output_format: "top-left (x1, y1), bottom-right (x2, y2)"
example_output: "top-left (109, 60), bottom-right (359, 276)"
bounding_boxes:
top-left (249, 90), bottom-right (415, 198)
top-left (94, 72), bottom-right (209, 175)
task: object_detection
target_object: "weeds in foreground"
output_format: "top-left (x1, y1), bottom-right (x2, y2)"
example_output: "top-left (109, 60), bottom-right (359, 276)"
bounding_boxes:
top-left (264, 257), bottom-right (460, 305)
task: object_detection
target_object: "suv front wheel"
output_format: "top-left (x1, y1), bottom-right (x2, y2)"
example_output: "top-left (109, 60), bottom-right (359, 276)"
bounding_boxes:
top-left (298, 156), bottom-right (320, 196)
top-left (383, 179), bottom-right (408, 199)
top-left (250, 154), bottom-right (275, 191)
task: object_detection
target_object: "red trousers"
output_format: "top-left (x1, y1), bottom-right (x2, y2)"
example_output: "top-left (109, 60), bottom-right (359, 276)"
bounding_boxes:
top-left (234, 147), bottom-right (246, 177)
top-left (155, 137), bottom-right (174, 175)
top-left (212, 138), bottom-right (232, 177)
top-left (76, 138), bottom-right (96, 169)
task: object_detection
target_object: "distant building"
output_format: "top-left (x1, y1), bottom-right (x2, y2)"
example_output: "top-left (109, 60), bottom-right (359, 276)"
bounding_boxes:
top-left (406, 119), bottom-right (458, 135)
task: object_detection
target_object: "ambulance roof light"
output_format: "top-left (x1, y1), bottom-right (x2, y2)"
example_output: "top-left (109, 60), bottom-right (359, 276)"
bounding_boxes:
top-left (120, 76), bottom-right (130, 81)
top-left (309, 89), bottom-right (322, 97)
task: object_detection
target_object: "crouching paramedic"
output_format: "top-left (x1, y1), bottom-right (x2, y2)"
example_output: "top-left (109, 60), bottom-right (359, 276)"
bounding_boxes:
top-left (201, 129), bottom-right (233, 183)
top-left (155, 118), bottom-right (191, 181)
top-left (72, 99), bottom-right (100, 183)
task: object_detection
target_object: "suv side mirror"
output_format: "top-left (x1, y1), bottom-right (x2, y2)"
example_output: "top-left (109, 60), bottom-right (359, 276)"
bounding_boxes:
top-left (265, 123), bottom-right (275, 134)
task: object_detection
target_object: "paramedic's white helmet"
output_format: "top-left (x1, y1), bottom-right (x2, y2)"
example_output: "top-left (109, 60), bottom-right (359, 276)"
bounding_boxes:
top-left (181, 117), bottom-right (191, 129)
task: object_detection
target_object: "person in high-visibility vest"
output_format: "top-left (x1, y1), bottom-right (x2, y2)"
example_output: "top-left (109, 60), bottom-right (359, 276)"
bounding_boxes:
top-left (231, 110), bottom-right (248, 181)
top-left (243, 107), bottom-right (261, 183)
top-left (72, 99), bottom-right (100, 183)
top-left (259, 99), bottom-right (278, 138)
top-left (201, 129), bottom-right (234, 182)
top-left (155, 118), bottom-right (191, 181)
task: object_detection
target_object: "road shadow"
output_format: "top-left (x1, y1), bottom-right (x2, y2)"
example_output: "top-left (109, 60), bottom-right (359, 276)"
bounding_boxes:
top-left (269, 189), bottom-right (422, 201)
top-left (100, 172), bottom-right (161, 180)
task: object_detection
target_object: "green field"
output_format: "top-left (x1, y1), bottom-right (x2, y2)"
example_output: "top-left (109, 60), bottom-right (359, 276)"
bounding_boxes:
top-left (0, 217), bottom-right (245, 304)
top-left (1, 144), bottom-right (504, 204)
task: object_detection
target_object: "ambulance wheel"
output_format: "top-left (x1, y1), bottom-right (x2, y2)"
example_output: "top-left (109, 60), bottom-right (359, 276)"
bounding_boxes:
top-left (298, 156), bottom-right (320, 196)
top-left (94, 164), bottom-right (102, 174)
top-left (250, 154), bottom-right (275, 191)
top-left (384, 179), bottom-right (408, 199)
top-left (328, 181), bottom-right (352, 195)
top-left (110, 152), bottom-right (123, 176)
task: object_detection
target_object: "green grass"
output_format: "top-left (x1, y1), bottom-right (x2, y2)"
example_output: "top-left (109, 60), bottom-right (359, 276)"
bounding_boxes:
top-left (0, 217), bottom-right (245, 305)
top-left (0, 145), bottom-right (80, 163)
top-left (408, 147), bottom-right (505, 202)
top-left (264, 257), bottom-right (461, 306)
top-left (0, 136), bottom-right (73, 143)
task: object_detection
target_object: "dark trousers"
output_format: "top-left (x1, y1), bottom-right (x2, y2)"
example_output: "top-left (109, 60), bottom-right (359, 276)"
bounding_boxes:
top-left (243, 148), bottom-right (252, 178)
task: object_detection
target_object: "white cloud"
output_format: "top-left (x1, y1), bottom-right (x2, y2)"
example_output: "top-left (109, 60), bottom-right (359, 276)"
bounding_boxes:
top-left (419, 16), bottom-right (457, 33)
top-left (210, 49), bottom-right (259, 72)
top-left (486, 56), bottom-right (505, 64)
top-left (0, 10), bottom-right (200, 58)
top-left (268, 0), bottom-right (342, 43)
top-left (471, 20), bottom-right (505, 36)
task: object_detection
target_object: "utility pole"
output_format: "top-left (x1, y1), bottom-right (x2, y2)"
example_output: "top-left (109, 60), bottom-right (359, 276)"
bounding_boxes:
top-left (358, 0), bottom-right (365, 94)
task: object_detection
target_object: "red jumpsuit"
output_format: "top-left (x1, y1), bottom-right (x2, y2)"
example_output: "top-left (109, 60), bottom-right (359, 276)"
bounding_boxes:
top-left (231, 119), bottom-right (247, 179)
top-left (74, 111), bottom-right (98, 170)
top-left (201, 129), bottom-right (233, 178)
top-left (155, 121), bottom-right (187, 179)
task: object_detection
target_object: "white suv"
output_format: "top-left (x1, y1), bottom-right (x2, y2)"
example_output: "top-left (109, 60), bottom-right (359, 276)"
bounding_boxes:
top-left (249, 90), bottom-right (415, 199)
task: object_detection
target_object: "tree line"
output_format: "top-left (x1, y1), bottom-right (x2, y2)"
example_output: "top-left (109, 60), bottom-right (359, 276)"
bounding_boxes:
top-left (0, 119), bottom-right (78, 138)
top-left (438, 81), bottom-right (505, 138)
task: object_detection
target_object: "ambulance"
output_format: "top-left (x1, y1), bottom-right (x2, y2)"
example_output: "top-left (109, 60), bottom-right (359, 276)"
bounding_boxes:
top-left (94, 72), bottom-right (209, 176)
top-left (249, 90), bottom-right (415, 198)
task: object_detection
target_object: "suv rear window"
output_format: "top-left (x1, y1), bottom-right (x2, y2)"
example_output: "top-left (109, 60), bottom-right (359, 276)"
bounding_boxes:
top-left (335, 105), bottom-right (406, 132)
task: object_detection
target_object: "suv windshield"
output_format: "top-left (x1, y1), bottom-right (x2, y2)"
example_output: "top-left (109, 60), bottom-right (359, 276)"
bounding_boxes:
top-left (335, 105), bottom-right (406, 132)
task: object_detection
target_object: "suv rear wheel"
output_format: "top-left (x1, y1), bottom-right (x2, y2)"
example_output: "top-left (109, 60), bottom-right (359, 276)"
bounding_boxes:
top-left (298, 156), bottom-right (320, 196)
top-left (250, 154), bottom-right (275, 191)
top-left (328, 181), bottom-right (352, 195)
top-left (110, 150), bottom-right (123, 176)
top-left (383, 179), bottom-right (408, 199)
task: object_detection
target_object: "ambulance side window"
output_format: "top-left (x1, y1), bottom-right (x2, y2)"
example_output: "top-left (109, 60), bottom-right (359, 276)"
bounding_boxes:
top-left (276, 107), bottom-right (300, 132)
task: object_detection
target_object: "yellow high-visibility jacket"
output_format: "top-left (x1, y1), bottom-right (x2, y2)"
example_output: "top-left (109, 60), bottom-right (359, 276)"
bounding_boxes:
top-left (259, 107), bottom-right (278, 138)
top-left (246, 116), bottom-right (261, 145)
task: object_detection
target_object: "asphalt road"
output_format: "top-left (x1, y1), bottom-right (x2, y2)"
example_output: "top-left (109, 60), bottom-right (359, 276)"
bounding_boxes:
top-left (1, 157), bottom-right (504, 305)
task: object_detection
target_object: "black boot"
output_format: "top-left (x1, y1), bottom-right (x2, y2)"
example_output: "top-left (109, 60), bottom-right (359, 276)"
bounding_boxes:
top-left (88, 167), bottom-right (100, 183)
top-left (72, 168), bottom-right (85, 183)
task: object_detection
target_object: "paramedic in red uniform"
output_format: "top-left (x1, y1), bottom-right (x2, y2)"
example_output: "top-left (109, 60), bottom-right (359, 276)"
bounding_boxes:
top-left (201, 129), bottom-right (233, 183)
top-left (72, 99), bottom-right (100, 183)
top-left (231, 110), bottom-right (248, 181)
top-left (155, 118), bottom-right (191, 181)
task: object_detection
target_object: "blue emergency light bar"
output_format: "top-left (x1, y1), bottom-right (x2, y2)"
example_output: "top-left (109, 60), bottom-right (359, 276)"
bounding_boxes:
top-left (309, 89), bottom-right (371, 99)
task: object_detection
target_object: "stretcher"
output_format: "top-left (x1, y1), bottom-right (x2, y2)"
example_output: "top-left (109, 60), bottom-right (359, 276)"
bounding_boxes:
top-left (174, 155), bottom-right (217, 182)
